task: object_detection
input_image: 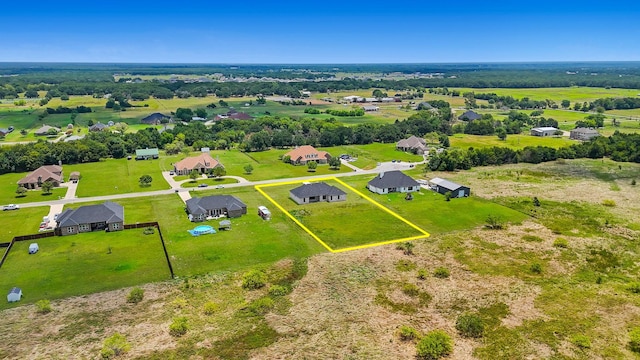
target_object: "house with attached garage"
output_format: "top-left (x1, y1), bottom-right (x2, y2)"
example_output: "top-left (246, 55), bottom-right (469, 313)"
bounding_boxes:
top-left (429, 177), bottom-right (470, 198)
top-left (289, 182), bottom-right (346, 205)
top-left (284, 145), bottom-right (331, 165)
top-left (396, 135), bottom-right (428, 155)
top-left (55, 201), bottom-right (124, 235)
top-left (18, 165), bottom-right (64, 190)
top-left (569, 127), bottom-right (600, 141)
top-left (173, 153), bottom-right (222, 175)
top-left (185, 195), bottom-right (247, 222)
top-left (367, 171), bottom-right (420, 194)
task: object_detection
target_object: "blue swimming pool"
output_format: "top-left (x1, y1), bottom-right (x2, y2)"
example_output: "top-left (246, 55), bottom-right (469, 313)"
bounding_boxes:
top-left (188, 225), bottom-right (216, 236)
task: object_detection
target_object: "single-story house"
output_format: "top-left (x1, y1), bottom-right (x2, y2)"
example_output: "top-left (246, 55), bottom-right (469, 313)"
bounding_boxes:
top-left (214, 110), bottom-right (254, 121)
top-left (173, 153), bottom-right (223, 175)
top-left (289, 182), bottom-right (346, 205)
top-left (192, 116), bottom-right (207, 121)
top-left (7, 287), bottom-right (22, 303)
top-left (34, 125), bottom-right (60, 136)
top-left (186, 195), bottom-right (247, 222)
top-left (69, 171), bottom-right (80, 183)
top-left (458, 110), bottom-right (482, 121)
top-left (284, 145), bottom-right (331, 165)
top-left (396, 135), bottom-right (428, 155)
top-left (89, 122), bottom-right (109, 132)
top-left (570, 127), bottom-right (600, 141)
top-left (531, 127), bottom-right (559, 137)
top-left (362, 105), bottom-right (379, 112)
top-left (56, 201), bottom-right (124, 235)
top-left (141, 112), bottom-right (172, 125)
top-left (135, 148), bottom-right (159, 160)
top-left (18, 165), bottom-right (63, 189)
top-left (343, 95), bottom-right (363, 102)
top-left (63, 135), bottom-right (84, 142)
top-left (429, 177), bottom-right (470, 198)
top-left (367, 171), bottom-right (420, 195)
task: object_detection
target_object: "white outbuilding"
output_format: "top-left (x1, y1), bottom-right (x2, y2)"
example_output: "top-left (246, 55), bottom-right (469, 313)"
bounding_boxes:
top-left (7, 287), bottom-right (22, 302)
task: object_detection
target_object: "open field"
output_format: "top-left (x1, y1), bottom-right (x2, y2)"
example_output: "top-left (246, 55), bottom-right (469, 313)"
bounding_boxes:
top-left (258, 178), bottom-right (428, 251)
top-left (0, 171), bottom-right (66, 205)
top-left (0, 206), bottom-right (49, 243)
top-left (0, 229), bottom-right (171, 310)
top-left (449, 133), bottom-right (574, 150)
top-left (319, 143), bottom-right (423, 169)
top-left (453, 86), bottom-right (640, 103)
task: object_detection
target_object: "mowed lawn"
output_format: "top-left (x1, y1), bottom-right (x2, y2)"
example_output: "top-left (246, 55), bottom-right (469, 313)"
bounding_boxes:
top-left (450, 133), bottom-right (574, 150)
top-left (343, 175), bottom-right (528, 234)
top-left (0, 206), bottom-right (49, 243)
top-left (108, 191), bottom-right (325, 276)
top-left (0, 171), bottom-right (66, 205)
top-left (319, 143), bottom-right (423, 169)
top-left (260, 179), bottom-right (426, 250)
top-left (0, 229), bottom-right (171, 310)
top-left (66, 156), bottom-right (178, 197)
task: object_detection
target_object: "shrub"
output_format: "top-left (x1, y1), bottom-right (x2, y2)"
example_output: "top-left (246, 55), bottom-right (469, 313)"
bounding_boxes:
top-left (417, 269), bottom-right (428, 280)
top-left (416, 330), bottom-right (453, 360)
top-left (632, 179), bottom-right (637, 186)
top-left (433, 267), bottom-right (450, 279)
top-left (602, 199), bottom-right (616, 207)
top-left (247, 297), bottom-right (275, 316)
top-left (396, 259), bottom-right (417, 272)
top-left (35, 299), bottom-right (52, 314)
top-left (268, 285), bottom-right (289, 297)
top-left (553, 238), bottom-right (568, 248)
top-left (203, 301), bottom-right (219, 315)
top-left (399, 325), bottom-right (420, 341)
top-left (628, 282), bottom-right (640, 294)
top-left (242, 269), bottom-right (267, 290)
top-left (169, 317), bottom-right (189, 337)
top-left (456, 314), bottom-right (484, 338)
top-left (402, 283), bottom-right (420, 297)
top-left (485, 214), bottom-right (505, 230)
top-left (530, 263), bottom-right (543, 274)
top-left (101, 333), bottom-right (130, 359)
top-left (126, 287), bottom-right (144, 304)
top-left (171, 298), bottom-right (187, 309)
top-left (143, 227), bottom-right (155, 235)
top-left (630, 327), bottom-right (640, 353)
top-left (396, 242), bottom-right (415, 255)
top-left (570, 334), bottom-right (591, 349)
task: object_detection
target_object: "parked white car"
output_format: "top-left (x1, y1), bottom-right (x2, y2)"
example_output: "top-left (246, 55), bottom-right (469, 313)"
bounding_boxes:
top-left (3, 204), bottom-right (19, 211)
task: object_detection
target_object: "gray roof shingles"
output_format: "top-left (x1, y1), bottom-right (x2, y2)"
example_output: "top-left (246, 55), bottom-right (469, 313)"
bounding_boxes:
top-left (186, 195), bottom-right (246, 216)
top-left (290, 183), bottom-right (346, 199)
top-left (368, 171), bottom-right (419, 189)
top-left (57, 201), bottom-right (124, 227)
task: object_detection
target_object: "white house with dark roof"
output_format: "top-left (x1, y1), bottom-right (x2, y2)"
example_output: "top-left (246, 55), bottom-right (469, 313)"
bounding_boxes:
top-left (289, 182), bottom-right (346, 205)
top-left (56, 201), bottom-right (124, 235)
top-left (367, 171), bottom-right (420, 195)
top-left (429, 177), bottom-right (470, 198)
top-left (186, 195), bottom-right (247, 222)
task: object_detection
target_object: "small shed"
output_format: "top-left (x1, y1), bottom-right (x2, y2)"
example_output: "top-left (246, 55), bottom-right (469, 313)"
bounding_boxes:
top-left (258, 206), bottom-right (271, 220)
top-left (69, 171), bottom-right (80, 183)
top-left (429, 177), bottom-right (470, 198)
top-left (219, 220), bottom-right (231, 231)
top-left (29, 243), bottom-right (39, 254)
top-left (7, 287), bottom-right (22, 303)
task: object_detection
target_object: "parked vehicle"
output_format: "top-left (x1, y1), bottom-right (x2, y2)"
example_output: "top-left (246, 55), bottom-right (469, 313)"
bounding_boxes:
top-left (215, 185), bottom-right (224, 189)
top-left (198, 183), bottom-right (208, 188)
top-left (3, 204), bottom-right (19, 211)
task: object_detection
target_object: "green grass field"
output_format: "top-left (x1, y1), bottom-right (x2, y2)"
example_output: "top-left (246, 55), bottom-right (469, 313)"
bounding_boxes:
top-left (453, 87), bottom-right (640, 103)
top-left (260, 179), bottom-right (426, 250)
top-left (0, 229), bottom-right (171, 310)
top-left (319, 143), bottom-right (423, 169)
top-left (449, 133), bottom-right (574, 150)
top-left (0, 206), bottom-right (50, 243)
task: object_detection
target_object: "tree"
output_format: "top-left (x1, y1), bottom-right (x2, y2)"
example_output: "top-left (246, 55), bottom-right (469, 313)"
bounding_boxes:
top-left (244, 164), bottom-right (254, 174)
top-left (41, 180), bottom-right (53, 195)
top-left (282, 155), bottom-right (291, 164)
top-left (212, 166), bottom-right (226, 177)
top-left (195, 108), bottom-right (207, 118)
top-left (416, 330), bottom-right (453, 360)
top-left (307, 161), bottom-right (317, 172)
top-left (561, 99), bottom-right (571, 109)
top-left (101, 333), bottom-right (131, 359)
top-left (175, 108), bottom-right (194, 121)
top-left (189, 169), bottom-right (200, 182)
top-left (496, 127), bottom-right (507, 141)
top-left (15, 186), bottom-right (27, 197)
top-left (24, 89), bottom-right (39, 98)
top-left (328, 156), bottom-right (341, 169)
top-left (138, 174), bottom-right (152, 187)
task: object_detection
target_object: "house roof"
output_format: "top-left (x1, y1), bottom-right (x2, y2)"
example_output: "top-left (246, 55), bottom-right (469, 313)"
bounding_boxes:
top-left (284, 145), bottom-right (330, 162)
top-left (531, 127), bottom-right (558, 132)
top-left (228, 112), bottom-right (253, 120)
top-left (9, 287), bottom-right (21, 295)
top-left (57, 201), bottom-right (124, 227)
top-left (459, 110), bottom-right (481, 121)
top-left (141, 112), bottom-right (170, 124)
top-left (290, 182), bottom-right (346, 199)
top-left (174, 153), bottom-right (220, 171)
top-left (63, 135), bottom-right (84, 142)
top-left (18, 165), bottom-right (63, 185)
top-left (185, 195), bottom-right (246, 216)
top-left (69, 171), bottom-right (80, 179)
top-left (136, 148), bottom-right (159, 156)
top-left (430, 177), bottom-right (466, 192)
top-left (396, 135), bottom-right (426, 149)
top-left (362, 105), bottom-right (379, 111)
top-left (571, 127), bottom-right (599, 134)
top-left (368, 171), bottom-right (419, 189)
top-left (89, 122), bottom-right (108, 131)
top-left (35, 125), bottom-right (60, 135)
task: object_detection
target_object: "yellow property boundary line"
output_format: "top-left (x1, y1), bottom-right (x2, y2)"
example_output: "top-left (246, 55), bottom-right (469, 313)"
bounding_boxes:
top-left (255, 177), bottom-right (430, 253)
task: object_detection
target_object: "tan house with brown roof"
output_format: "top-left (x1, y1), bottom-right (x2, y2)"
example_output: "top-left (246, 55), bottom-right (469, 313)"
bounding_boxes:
top-left (284, 145), bottom-right (331, 165)
top-left (18, 165), bottom-right (64, 189)
top-left (173, 153), bottom-right (223, 175)
top-left (396, 135), bottom-right (428, 155)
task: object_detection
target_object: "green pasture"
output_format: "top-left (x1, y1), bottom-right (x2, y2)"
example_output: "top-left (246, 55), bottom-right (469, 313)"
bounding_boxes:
top-left (319, 143), bottom-right (423, 169)
top-left (0, 171), bottom-right (66, 205)
top-left (453, 86), bottom-right (640, 103)
top-left (0, 206), bottom-right (49, 243)
top-left (260, 179), bottom-right (425, 250)
top-left (342, 175), bottom-right (528, 234)
top-left (66, 156), bottom-right (177, 197)
top-left (449, 133), bottom-right (574, 150)
top-left (0, 229), bottom-right (171, 310)
top-left (112, 192), bottom-right (324, 276)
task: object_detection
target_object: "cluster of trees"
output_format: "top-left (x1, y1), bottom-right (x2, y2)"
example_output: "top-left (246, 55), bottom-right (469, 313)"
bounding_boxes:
top-left (46, 105), bottom-right (92, 114)
top-left (467, 92), bottom-right (554, 109)
top-left (325, 108), bottom-right (366, 117)
top-left (588, 97), bottom-right (640, 110)
top-left (428, 131), bottom-right (640, 171)
top-left (427, 87), bottom-right (461, 96)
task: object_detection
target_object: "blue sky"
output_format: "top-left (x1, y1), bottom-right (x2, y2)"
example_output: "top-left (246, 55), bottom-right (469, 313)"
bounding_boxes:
top-left (1, 1), bottom-right (639, 63)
